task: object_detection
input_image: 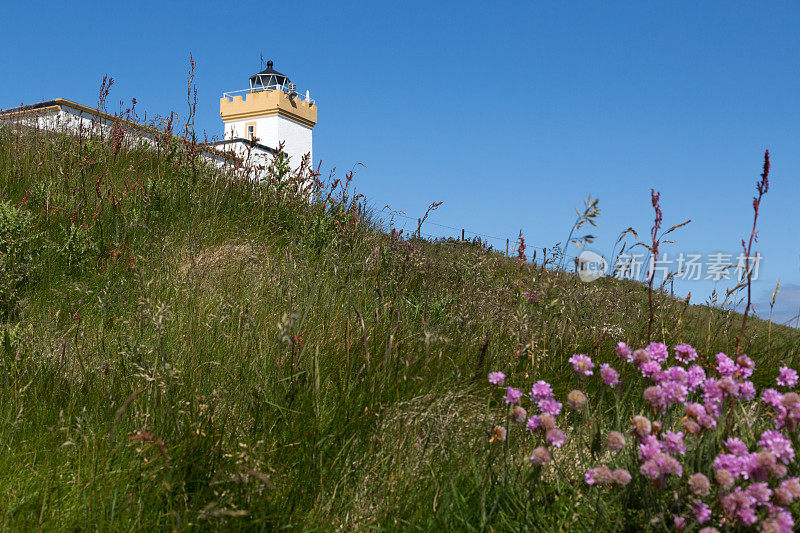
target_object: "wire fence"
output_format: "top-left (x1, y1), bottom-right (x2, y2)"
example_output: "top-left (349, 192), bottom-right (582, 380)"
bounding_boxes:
top-left (376, 207), bottom-right (583, 262)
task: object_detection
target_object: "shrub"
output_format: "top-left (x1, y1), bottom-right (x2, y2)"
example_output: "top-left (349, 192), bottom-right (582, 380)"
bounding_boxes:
top-left (57, 223), bottom-right (99, 273)
top-left (0, 200), bottom-right (38, 318)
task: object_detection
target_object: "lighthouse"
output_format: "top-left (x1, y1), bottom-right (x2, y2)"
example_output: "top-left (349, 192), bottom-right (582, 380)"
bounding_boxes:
top-left (218, 61), bottom-right (317, 169)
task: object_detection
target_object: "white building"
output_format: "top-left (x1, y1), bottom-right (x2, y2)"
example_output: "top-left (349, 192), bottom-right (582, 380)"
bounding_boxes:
top-left (208, 61), bottom-right (317, 171)
top-left (0, 60), bottom-right (318, 178)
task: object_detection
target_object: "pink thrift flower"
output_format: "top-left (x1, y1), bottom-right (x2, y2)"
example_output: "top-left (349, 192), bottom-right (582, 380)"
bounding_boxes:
top-left (616, 341), bottom-right (633, 362)
top-left (725, 437), bottom-right (748, 456)
top-left (759, 430), bottom-right (795, 464)
top-left (526, 415), bottom-right (541, 432)
top-left (715, 352), bottom-right (737, 377)
top-left (688, 473), bottom-right (710, 496)
top-left (530, 380), bottom-right (553, 401)
top-left (488, 371), bottom-right (506, 386)
top-left (663, 430), bottom-right (686, 455)
top-left (777, 366), bottom-right (798, 387)
top-left (546, 428), bottom-right (567, 448)
top-left (504, 387), bottom-right (523, 404)
top-left (510, 406), bottom-right (527, 423)
top-left (647, 342), bottom-right (669, 364)
top-left (674, 343), bottom-right (698, 364)
top-left (569, 354), bottom-right (595, 376)
top-left (612, 468), bottom-right (632, 486)
top-left (600, 364), bottom-right (619, 387)
top-left (538, 397), bottom-right (562, 417)
top-left (529, 446), bottom-right (551, 465)
top-left (693, 501), bottom-right (712, 524)
top-left (739, 381), bottom-right (756, 401)
top-left (736, 355), bottom-right (755, 379)
top-left (606, 431), bottom-right (626, 451)
top-left (686, 365), bottom-right (706, 391)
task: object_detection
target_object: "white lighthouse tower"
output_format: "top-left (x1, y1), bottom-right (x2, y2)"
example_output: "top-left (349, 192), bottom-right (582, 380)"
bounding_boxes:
top-left (217, 61), bottom-right (317, 170)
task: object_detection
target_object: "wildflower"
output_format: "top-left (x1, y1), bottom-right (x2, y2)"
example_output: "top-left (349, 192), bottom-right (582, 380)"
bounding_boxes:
top-left (688, 473), bottom-right (710, 496)
top-left (682, 419), bottom-right (701, 435)
top-left (686, 365), bottom-right (706, 391)
top-left (537, 397), bottom-right (562, 417)
top-left (725, 437), bottom-right (748, 456)
top-left (504, 387), bottom-right (523, 404)
top-left (665, 366), bottom-right (688, 384)
top-left (715, 352), bottom-right (738, 377)
top-left (661, 381), bottom-right (688, 406)
top-left (763, 388), bottom-right (783, 408)
top-left (600, 364), bottom-right (619, 387)
top-left (663, 431), bottom-right (686, 455)
top-left (774, 478), bottom-right (800, 505)
top-left (752, 450), bottom-right (788, 480)
top-left (685, 402), bottom-right (705, 419)
top-left (736, 354), bottom-right (755, 379)
top-left (510, 406), bottom-right (528, 423)
top-left (703, 379), bottom-right (724, 404)
top-left (566, 390), bottom-right (587, 410)
top-left (538, 413), bottom-right (557, 430)
top-left (766, 504), bottom-right (794, 533)
top-left (777, 366), bottom-right (798, 387)
top-left (633, 348), bottom-right (651, 366)
top-left (761, 507), bottom-right (794, 533)
top-left (529, 446), bottom-right (551, 465)
top-left (647, 342), bottom-right (669, 364)
top-left (611, 468), bottom-right (632, 486)
top-left (488, 372), bottom-right (506, 386)
top-left (693, 501), bottom-right (712, 524)
top-left (530, 380), bottom-right (553, 401)
top-left (616, 342), bottom-right (633, 362)
top-left (568, 354), bottom-right (594, 376)
top-left (640, 361), bottom-right (662, 380)
top-left (632, 415), bottom-right (652, 439)
top-left (546, 428), bottom-right (567, 448)
top-left (720, 487), bottom-right (757, 525)
top-left (606, 431), bottom-right (626, 451)
top-left (697, 413), bottom-right (717, 430)
top-left (697, 528), bottom-right (719, 533)
top-left (715, 468), bottom-right (735, 490)
top-left (640, 453), bottom-right (682, 480)
top-left (584, 465), bottom-right (613, 486)
top-left (781, 477), bottom-right (800, 498)
top-left (638, 436), bottom-right (662, 461)
top-left (758, 430), bottom-right (795, 464)
top-left (489, 426), bottom-right (507, 444)
top-left (673, 516), bottom-right (686, 530)
top-left (643, 385), bottom-right (666, 412)
top-left (526, 415), bottom-right (541, 432)
top-left (674, 343), bottom-right (698, 364)
top-left (739, 381), bottom-right (756, 401)
top-left (746, 482), bottom-right (772, 506)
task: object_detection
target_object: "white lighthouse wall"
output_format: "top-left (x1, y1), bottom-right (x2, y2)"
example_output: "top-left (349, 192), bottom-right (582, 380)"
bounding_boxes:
top-left (224, 115), bottom-right (312, 168)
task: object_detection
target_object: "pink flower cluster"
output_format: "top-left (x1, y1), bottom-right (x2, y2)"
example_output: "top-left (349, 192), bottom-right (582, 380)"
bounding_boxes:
top-left (488, 341), bottom-right (800, 531)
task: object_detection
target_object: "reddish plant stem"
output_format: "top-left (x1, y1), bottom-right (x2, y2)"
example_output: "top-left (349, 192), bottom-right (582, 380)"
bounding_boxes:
top-left (736, 150), bottom-right (770, 355)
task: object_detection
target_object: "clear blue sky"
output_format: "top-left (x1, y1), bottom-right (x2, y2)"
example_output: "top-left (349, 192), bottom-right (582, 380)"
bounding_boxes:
top-left (2, 1), bottom-right (799, 324)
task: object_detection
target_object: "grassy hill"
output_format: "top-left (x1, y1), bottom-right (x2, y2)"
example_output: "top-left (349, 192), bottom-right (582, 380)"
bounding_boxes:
top-left (1, 122), bottom-right (799, 530)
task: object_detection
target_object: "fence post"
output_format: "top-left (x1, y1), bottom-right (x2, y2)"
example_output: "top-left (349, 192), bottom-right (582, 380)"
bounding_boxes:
top-left (461, 228), bottom-right (465, 241)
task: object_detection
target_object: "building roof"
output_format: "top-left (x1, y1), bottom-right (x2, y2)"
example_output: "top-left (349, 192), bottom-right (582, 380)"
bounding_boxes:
top-left (0, 100), bottom-right (62, 116)
top-left (249, 60), bottom-right (291, 89)
top-left (205, 137), bottom-right (277, 155)
top-left (0, 98), bottom-right (242, 164)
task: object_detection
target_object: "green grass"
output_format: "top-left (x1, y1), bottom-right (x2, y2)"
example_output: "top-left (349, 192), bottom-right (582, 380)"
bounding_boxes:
top-left (1, 122), bottom-right (799, 530)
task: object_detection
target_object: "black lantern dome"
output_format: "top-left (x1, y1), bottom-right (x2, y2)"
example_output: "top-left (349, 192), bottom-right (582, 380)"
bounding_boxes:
top-left (249, 61), bottom-right (291, 91)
